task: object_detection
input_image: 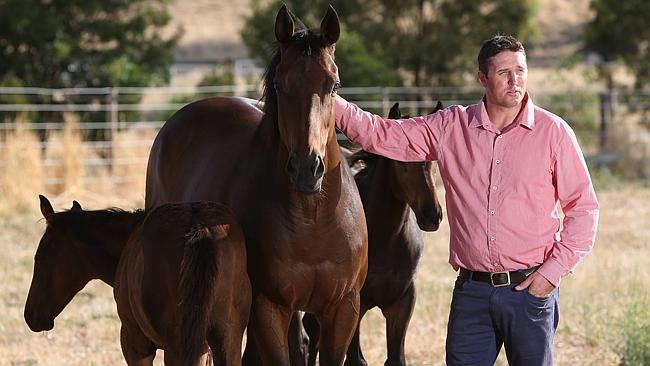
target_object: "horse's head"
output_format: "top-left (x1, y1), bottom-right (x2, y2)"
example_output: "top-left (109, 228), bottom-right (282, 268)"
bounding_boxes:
top-left (266, 5), bottom-right (341, 194)
top-left (24, 195), bottom-right (94, 332)
top-left (387, 102), bottom-right (444, 231)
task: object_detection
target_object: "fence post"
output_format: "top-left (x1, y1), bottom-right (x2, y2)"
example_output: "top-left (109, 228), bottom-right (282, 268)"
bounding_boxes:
top-left (380, 87), bottom-right (389, 116)
top-left (598, 89), bottom-right (617, 153)
top-left (106, 87), bottom-right (118, 171)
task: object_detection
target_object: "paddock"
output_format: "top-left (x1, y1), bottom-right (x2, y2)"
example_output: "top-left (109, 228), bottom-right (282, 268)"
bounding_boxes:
top-left (2, 184), bottom-right (647, 365)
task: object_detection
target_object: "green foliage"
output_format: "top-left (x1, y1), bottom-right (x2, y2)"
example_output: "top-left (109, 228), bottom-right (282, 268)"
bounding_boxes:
top-left (335, 32), bottom-right (401, 86)
top-left (586, 0), bottom-right (650, 88)
top-left (241, 0), bottom-right (538, 87)
top-left (0, 76), bottom-right (36, 122)
top-left (613, 293), bottom-right (650, 365)
top-left (537, 91), bottom-right (600, 148)
top-left (0, 0), bottom-right (180, 88)
top-left (198, 63), bottom-right (236, 87)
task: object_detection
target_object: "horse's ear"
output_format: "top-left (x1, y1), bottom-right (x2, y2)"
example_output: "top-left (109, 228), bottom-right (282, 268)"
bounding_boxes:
top-left (320, 4), bottom-right (340, 46)
top-left (388, 102), bottom-right (401, 119)
top-left (39, 194), bottom-right (54, 222)
top-left (275, 4), bottom-right (295, 45)
top-left (71, 200), bottom-right (82, 211)
top-left (432, 100), bottom-right (444, 113)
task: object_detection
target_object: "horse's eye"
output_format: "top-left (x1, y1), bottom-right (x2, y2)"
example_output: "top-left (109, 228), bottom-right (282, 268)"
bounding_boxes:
top-left (331, 82), bottom-right (341, 97)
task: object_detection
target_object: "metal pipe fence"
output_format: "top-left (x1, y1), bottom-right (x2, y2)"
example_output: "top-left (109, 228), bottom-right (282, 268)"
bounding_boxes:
top-left (1, 85), bottom-right (648, 189)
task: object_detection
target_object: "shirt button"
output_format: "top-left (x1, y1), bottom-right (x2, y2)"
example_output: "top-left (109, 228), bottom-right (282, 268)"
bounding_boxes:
top-left (490, 210), bottom-right (495, 215)
top-left (492, 186), bottom-right (497, 190)
top-left (490, 236), bottom-right (496, 241)
top-left (496, 159), bottom-right (501, 164)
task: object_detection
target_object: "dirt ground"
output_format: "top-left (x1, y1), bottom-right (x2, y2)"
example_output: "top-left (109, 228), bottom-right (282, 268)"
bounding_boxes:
top-left (2, 183), bottom-right (647, 365)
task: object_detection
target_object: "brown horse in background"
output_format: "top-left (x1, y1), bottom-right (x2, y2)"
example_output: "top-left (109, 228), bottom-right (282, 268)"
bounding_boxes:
top-left (24, 196), bottom-right (250, 365)
top-left (145, 5), bottom-right (367, 366)
top-left (303, 102), bottom-right (445, 366)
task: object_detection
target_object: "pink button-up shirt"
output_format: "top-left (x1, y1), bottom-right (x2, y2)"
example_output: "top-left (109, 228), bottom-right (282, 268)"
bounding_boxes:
top-left (335, 93), bottom-right (599, 286)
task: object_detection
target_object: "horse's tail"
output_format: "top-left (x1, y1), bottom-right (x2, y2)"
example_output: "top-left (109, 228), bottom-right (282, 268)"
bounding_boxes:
top-left (178, 223), bottom-right (226, 365)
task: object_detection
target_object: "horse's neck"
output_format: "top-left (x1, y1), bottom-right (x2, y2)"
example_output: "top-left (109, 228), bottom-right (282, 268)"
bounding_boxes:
top-left (361, 159), bottom-right (411, 235)
top-left (77, 211), bottom-right (143, 286)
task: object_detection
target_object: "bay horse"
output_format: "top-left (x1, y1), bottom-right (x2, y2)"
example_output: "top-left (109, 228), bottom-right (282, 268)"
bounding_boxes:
top-left (302, 102), bottom-right (445, 366)
top-left (144, 4), bottom-right (367, 366)
top-left (24, 195), bottom-right (251, 365)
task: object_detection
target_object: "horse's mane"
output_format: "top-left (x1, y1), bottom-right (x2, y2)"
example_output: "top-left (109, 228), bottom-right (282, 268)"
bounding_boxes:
top-left (51, 208), bottom-right (146, 244)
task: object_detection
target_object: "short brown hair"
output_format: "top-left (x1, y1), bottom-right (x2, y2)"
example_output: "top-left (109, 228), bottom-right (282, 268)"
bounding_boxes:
top-left (478, 35), bottom-right (526, 77)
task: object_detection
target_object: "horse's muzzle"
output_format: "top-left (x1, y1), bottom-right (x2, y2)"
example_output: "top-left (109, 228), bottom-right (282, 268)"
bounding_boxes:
top-left (24, 307), bottom-right (55, 332)
top-left (286, 153), bottom-right (324, 194)
top-left (414, 206), bottom-right (443, 232)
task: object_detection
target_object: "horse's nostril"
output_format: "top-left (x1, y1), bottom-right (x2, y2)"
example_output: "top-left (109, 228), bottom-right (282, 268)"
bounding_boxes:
top-left (313, 155), bottom-right (324, 177)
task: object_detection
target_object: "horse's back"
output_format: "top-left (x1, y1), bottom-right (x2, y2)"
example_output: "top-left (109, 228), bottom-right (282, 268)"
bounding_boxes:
top-left (115, 201), bottom-right (250, 362)
top-left (145, 97), bottom-right (264, 208)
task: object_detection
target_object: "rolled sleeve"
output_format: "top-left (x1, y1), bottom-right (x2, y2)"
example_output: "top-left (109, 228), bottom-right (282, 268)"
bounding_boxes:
top-left (335, 95), bottom-right (443, 161)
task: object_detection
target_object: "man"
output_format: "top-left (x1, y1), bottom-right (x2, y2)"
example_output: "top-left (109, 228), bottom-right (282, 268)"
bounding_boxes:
top-left (334, 35), bottom-right (599, 365)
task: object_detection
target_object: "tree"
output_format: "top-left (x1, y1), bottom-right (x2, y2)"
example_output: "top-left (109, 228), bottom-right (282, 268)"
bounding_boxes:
top-left (585, 0), bottom-right (650, 89)
top-left (0, 0), bottom-right (180, 89)
top-left (241, 0), bottom-right (538, 87)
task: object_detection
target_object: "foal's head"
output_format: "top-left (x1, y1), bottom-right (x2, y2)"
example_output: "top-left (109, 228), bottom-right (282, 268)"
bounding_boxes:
top-left (386, 102), bottom-right (444, 231)
top-left (264, 5), bottom-right (341, 194)
top-left (24, 195), bottom-right (141, 332)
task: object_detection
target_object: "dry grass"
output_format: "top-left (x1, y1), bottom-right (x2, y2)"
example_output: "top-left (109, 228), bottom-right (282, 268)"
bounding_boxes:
top-left (43, 113), bottom-right (85, 195)
top-left (1, 181), bottom-right (648, 365)
top-left (111, 127), bottom-right (156, 203)
top-left (0, 119), bottom-right (44, 216)
top-left (0, 121), bottom-right (150, 213)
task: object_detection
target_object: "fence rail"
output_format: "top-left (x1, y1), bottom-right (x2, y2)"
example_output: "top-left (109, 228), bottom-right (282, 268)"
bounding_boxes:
top-left (1, 85), bottom-right (649, 190)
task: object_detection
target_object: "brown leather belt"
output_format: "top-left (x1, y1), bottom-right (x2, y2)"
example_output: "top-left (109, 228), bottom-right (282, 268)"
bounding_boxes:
top-left (459, 267), bottom-right (538, 287)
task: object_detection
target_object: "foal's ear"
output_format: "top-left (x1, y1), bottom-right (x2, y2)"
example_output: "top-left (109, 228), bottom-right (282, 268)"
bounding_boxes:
top-left (320, 4), bottom-right (340, 46)
top-left (275, 4), bottom-right (295, 45)
top-left (71, 200), bottom-right (82, 211)
top-left (388, 102), bottom-right (402, 119)
top-left (432, 100), bottom-right (444, 113)
top-left (39, 194), bottom-right (54, 222)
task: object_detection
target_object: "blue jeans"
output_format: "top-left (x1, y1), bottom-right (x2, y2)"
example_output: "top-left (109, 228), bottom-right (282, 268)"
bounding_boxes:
top-left (446, 276), bottom-right (560, 366)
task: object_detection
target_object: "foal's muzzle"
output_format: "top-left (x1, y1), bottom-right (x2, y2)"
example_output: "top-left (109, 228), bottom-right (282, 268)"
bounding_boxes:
top-left (286, 153), bottom-right (325, 194)
top-left (24, 306), bottom-right (55, 332)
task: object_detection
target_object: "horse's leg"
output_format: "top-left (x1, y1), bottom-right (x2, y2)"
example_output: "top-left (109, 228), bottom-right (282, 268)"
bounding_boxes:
top-left (209, 313), bottom-right (247, 366)
top-left (242, 327), bottom-right (263, 366)
top-left (288, 312), bottom-right (309, 366)
top-left (244, 292), bottom-right (292, 365)
top-left (317, 290), bottom-right (361, 366)
top-left (343, 307), bottom-right (369, 366)
top-left (380, 283), bottom-right (416, 366)
top-left (119, 325), bottom-right (156, 366)
top-left (302, 313), bottom-right (320, 366)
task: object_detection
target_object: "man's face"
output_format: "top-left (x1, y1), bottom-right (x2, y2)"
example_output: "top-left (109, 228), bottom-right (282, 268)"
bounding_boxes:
top-left (478, 50), bottom-right (528, 109)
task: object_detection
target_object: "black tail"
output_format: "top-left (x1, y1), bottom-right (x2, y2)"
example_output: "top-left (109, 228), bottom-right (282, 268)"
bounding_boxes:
top-left (178, 225), bottom-right (221, 365)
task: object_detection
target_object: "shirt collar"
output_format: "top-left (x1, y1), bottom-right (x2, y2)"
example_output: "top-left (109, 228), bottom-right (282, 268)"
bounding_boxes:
top-left (469, 92), bottom-right (536, 131)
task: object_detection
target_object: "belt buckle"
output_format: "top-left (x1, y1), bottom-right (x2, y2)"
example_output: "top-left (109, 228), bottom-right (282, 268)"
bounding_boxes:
top-left (490, 271), bottom-right (511, 287)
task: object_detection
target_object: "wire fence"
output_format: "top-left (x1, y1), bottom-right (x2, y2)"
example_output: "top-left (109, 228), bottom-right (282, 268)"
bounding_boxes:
top-left (1, 85), bottom-right (649, 191)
